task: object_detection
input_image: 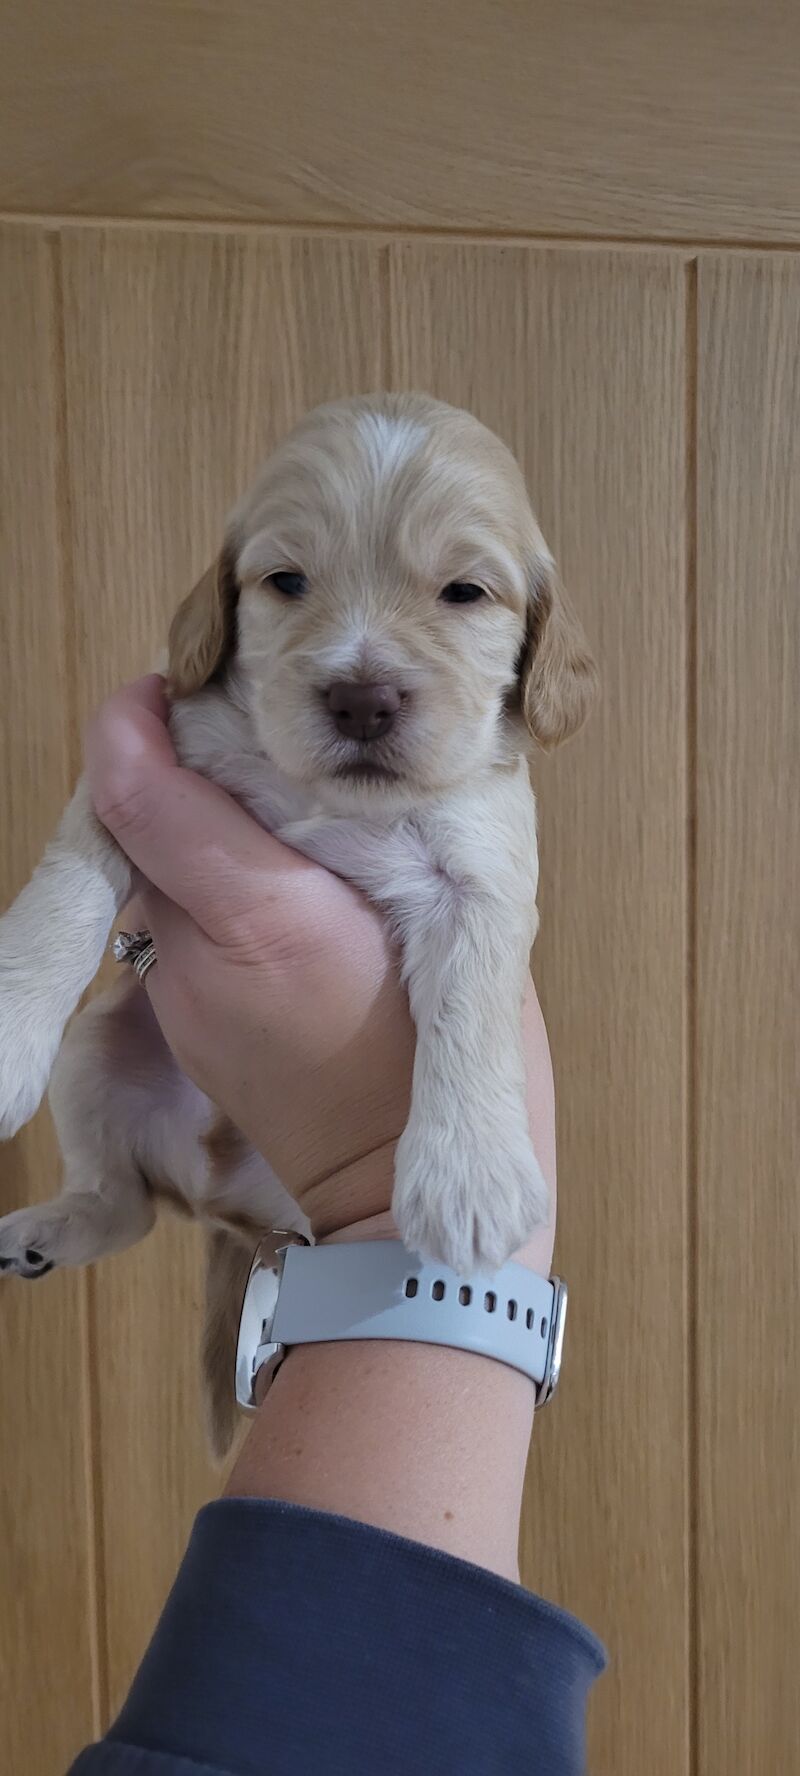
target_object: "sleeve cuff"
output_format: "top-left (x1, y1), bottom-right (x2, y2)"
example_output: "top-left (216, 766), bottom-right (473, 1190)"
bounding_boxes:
top-left (73, 1497), bottom-right (606, 1776)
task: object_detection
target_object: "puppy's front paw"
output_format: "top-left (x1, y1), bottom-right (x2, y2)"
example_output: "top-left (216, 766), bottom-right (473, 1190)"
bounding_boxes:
top-left (0, 990), bottom-right (59, 1139)
top-left (393, 1114), bottom-right (549, 1276)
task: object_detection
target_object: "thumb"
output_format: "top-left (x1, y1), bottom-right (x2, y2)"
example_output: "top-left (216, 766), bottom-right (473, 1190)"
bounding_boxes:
top-left (86, 676), bottom-right (312, 938)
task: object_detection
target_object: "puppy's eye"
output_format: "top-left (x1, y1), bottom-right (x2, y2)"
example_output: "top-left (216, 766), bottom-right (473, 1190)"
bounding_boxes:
top-left (440, 581), bottom-right (487, 605)
top-left (265, 570), bottom-right (308, 597)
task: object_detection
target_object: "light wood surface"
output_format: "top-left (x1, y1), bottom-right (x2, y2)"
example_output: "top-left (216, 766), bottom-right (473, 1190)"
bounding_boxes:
top-left (696, 255), bottom-right (800, 1776)
top-left (391, 243), bottom-right (689, 1775)
top-left (0, 226), bottom-right (97, 1771)
top-left (58, 226), bottom-right (385, 1712)
top-left (3, 2), bottom-right (800, 242)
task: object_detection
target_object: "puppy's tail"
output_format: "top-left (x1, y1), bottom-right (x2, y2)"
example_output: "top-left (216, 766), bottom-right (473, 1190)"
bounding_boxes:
top-left (201, 1226), bottom-right (254, 1463)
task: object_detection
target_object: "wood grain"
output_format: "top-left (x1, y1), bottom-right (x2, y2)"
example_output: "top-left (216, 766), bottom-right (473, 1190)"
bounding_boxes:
top-left (390, 243), bottom-right (689, 1774)
top-left (2, 2), bottom-right (800, 243)
top-left (3, 211), bottom-right (797, 1773)
top-left (696, 256), bottom-right (800, 1775)
top-left (58, 226), bottom-right (384, 1712)
top-left (0, 226), bottom-right (97, 1772)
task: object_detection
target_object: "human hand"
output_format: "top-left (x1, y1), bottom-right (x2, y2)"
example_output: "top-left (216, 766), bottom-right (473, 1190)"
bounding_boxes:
top-left (86, 676), bottom-right (556, 1273)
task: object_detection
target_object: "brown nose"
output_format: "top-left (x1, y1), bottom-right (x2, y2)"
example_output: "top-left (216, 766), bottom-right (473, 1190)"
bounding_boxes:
top-left (327, 681), bottom-right (402, 742)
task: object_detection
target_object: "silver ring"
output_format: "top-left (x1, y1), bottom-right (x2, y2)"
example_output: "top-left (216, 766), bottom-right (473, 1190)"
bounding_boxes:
top-left (113, 928), bottom-right (158, 984)
top-left (132, 941), bottom-right (157, 984)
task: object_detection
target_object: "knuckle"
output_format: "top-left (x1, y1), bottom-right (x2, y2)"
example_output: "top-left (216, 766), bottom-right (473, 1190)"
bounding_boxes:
top-left (92, 769), bottom-right (155, 841)
top-left (218, 886), bottom-right (323, 976)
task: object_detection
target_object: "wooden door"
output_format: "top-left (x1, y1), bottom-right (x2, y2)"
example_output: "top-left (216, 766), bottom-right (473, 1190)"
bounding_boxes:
top-left (1, 9), bottom-right (798, 1773)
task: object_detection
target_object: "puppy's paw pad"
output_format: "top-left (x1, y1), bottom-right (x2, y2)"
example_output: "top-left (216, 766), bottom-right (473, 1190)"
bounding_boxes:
top-left (0, 1213), bottom-right (56, 1279)
top-left (393, 1120), bottom-right (549, 1276)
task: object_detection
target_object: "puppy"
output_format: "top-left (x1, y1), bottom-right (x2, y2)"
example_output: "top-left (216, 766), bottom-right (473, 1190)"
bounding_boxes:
top-left (0, 393), bottom-right (595, 1454)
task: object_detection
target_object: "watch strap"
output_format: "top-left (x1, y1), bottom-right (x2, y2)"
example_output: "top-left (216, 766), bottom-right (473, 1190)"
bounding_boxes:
top-left (266, 1240), bottom-right (562, 1397)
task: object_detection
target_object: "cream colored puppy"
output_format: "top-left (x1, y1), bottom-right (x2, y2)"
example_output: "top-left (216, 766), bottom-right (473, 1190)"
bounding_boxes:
top-left (0, 393), bottom-right (595, 1450)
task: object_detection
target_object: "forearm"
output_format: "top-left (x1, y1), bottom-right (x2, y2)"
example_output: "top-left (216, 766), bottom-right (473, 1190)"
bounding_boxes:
top-left (227, 991), bottom-right (556, 1581)
top-left (81, 1204), bottom-right (600, 1776)
top-left (226, 1330), bottom-right (537, 1583)
top-left (226, 1197), bottom-right (543, 1583)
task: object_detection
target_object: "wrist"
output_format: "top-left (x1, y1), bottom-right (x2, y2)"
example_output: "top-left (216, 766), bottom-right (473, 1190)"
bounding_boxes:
top-left (298, 1147), bottom-right (555, 1278)
top-left (299, 1142), bottom-right (397, 1242)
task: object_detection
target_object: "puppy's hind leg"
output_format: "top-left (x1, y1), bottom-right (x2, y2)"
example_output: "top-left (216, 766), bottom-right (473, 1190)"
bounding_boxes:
top-left (0, 1177), bottom-right (154, 1279)
top-left (0, 981), bottom-right (155, 1279)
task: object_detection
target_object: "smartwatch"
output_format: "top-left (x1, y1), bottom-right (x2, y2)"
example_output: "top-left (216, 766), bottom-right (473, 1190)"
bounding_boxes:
top-left (236, 1235), bottom-right (567, 1411)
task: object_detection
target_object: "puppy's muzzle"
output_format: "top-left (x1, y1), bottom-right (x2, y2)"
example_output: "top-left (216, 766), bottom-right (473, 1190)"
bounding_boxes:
top-left (326, 681), bottom-right (403, 743)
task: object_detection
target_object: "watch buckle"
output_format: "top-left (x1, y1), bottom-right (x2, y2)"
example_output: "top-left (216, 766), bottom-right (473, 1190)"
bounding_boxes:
top-left (235, 1230), bottom-right (310, 1413)
top-left (535, 1276), bottom-right (568, 1407)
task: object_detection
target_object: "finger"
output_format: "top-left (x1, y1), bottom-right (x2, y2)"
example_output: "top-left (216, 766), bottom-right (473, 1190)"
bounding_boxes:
top-left (138, 882), bottom-right (196, 959)
top-left (128, 886), bottom-right (218, 1049)
top-left (86, 678), bottom-right (313, 936)
top-left (131, 884), bottom-right (197, 1013)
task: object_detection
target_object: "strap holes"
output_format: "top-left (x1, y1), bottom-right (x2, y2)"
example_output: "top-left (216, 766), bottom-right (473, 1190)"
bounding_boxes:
top-left (540, 1315), bottom-right (548, 1338)
top-left (526, 1308), bottom-right (534, 1330)
top-left (432, 1279), bottom-right (445, 1301)
top-left (458, 1285), bottom-right (472, 1306)
top-left (507, 1299), bottom-right (517, 1321)
top-left (404, 1277), bottom-right (419, 1299)
top-left (484, 1290), bottom-right (497, 1313)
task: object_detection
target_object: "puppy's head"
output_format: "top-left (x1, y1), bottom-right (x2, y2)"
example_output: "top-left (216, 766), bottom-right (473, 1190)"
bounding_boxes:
top-left (170, 394), bottom-right (596, 811)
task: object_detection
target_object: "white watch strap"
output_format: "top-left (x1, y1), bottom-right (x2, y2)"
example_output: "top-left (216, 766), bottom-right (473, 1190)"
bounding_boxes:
top-left (267, 1240), bottom-right (561, 1394)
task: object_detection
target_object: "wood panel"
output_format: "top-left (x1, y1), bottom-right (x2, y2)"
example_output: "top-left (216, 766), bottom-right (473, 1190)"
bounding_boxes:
top-left (4, 213), bottom-right (797, 1775)
top-left (58, 226), bottom-right (384, 1713)
top-left (390, 244), bottom-right (689, 1773)
top-left (696, 257), bottom-right (800, 1775)
top-left (2, 2), bottom-right (800, 243)
top-left (0, 227), bottom-right (97, 1771)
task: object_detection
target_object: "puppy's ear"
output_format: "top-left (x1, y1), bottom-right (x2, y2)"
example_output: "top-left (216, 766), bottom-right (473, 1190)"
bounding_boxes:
top-left (168, 542), bottom-right (239, 699)
top-left (201, 1225), bottom-right (253, 1464)
top-left (518, 558), bottom-right (597, 750)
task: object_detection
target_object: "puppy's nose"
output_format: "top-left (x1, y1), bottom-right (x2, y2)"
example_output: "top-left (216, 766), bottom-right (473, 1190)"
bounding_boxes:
top-left (326, 681), bottom-right (402, 742)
